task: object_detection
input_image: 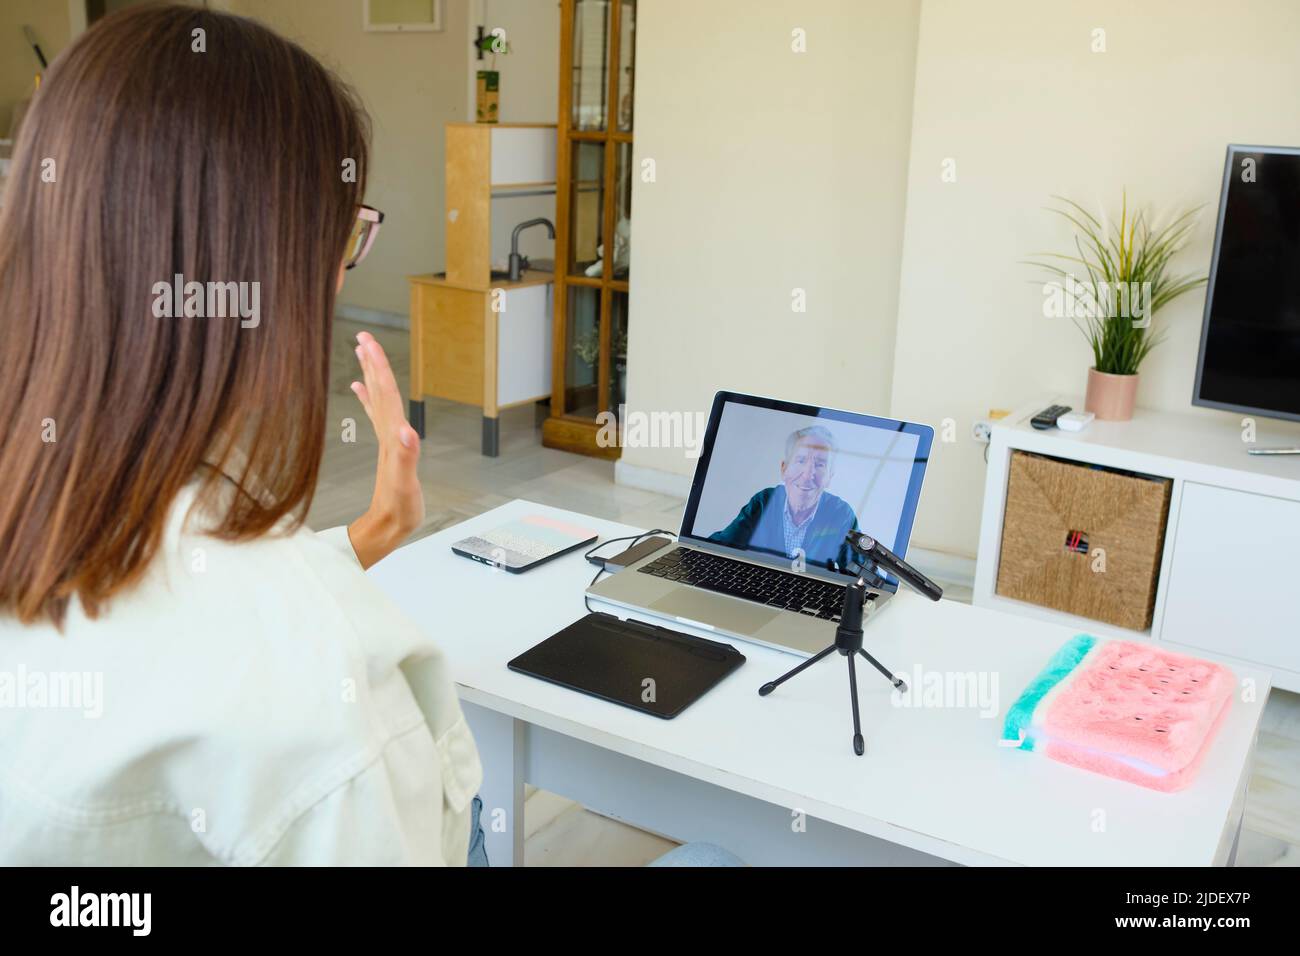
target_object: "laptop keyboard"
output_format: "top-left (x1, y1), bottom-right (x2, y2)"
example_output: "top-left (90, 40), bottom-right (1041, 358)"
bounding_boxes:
top-left (637, 548), bottom-right (870, 621)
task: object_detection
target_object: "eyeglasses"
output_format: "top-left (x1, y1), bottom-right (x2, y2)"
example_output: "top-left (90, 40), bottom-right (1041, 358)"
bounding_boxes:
top-left (344, 205), bottom-right (384, 270)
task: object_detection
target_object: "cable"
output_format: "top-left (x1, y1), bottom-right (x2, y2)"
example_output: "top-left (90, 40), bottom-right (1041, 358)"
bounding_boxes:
top-left (582, 528), bottom-right (676, 613)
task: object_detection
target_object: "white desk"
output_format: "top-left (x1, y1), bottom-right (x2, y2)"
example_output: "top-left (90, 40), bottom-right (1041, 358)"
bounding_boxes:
top-left (368, 500), bottom-right (1270, 866)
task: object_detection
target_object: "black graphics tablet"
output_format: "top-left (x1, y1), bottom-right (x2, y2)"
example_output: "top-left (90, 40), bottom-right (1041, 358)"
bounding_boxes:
top-left (508, 613), bottom-right (746, 718)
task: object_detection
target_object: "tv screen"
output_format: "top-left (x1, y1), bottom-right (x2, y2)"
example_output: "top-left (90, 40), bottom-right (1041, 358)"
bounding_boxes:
top-left (1193, 145), bottom-right (1300, 422)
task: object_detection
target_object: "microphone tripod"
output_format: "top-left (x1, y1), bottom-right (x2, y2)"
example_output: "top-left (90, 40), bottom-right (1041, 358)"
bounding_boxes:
top-left (758, 532), bottom-right (943, 756)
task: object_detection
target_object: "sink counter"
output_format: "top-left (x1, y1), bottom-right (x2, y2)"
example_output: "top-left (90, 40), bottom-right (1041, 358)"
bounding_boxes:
top-left (409, 269), bottom-right (553, 293)
top-left (407, 272), bottom-right (553, 457)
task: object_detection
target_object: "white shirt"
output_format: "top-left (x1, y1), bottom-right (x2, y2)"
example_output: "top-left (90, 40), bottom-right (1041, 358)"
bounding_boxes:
top-left (0, 482), bottom-right (482, 865)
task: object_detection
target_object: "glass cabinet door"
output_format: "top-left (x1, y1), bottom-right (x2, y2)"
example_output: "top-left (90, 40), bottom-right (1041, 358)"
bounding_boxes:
top-left (617, 1), bottom-right (635, 132)
top-left (565, 286), bottom-right (602, 420)
top-left (547, 0), bottom-right (636, 459)
top-left (608, 290), bottom-right (628, 414)
top-left (568, 142), bottom-right (605, 275)
top-left (612, 141), bottom-right (632, 281)
top-left (570, 0), bottom-right (610, 132)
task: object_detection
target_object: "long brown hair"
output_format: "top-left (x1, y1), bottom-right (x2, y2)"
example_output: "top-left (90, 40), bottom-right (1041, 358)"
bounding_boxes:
top-left (0, 4), bottom-right (370, 625)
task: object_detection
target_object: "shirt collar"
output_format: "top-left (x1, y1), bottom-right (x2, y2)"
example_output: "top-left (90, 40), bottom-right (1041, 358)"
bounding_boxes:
top-left (783, 488), bottom-right (820, 529)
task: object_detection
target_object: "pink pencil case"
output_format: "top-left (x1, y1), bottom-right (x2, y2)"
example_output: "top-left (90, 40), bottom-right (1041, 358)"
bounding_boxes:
top-left (1002, 636), bottom-right (1235, 792)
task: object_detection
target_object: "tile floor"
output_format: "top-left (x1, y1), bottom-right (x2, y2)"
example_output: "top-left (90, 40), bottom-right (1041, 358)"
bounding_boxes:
top-left (311, 318), bottom-right (1300, 867)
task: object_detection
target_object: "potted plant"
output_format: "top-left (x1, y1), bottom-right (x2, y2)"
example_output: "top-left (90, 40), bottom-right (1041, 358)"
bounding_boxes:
top-left (573, 328), bottom-right (600, 368)
top-left (1031, 193), bottom-right (1206, 420)
top-left (474, 28), bottom-right (511, 123)
top-left (573, 327), bottom-right (630, 405)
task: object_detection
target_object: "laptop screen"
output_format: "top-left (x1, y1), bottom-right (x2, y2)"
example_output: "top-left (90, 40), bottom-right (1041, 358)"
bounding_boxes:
top-left (679, 392), bottom-right (933, 589)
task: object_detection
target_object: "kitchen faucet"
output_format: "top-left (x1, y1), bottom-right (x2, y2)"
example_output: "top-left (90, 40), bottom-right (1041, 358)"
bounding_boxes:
top-left (508, 217), bottom-right (555, 282)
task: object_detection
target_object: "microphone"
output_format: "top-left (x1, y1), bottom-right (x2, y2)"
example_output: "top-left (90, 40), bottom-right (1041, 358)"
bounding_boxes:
top-left (845, 531), bottom-right (943, 602)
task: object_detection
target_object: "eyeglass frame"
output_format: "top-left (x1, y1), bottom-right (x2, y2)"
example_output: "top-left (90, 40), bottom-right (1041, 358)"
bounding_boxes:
top-left (345, 205), bottom-right (385, 270)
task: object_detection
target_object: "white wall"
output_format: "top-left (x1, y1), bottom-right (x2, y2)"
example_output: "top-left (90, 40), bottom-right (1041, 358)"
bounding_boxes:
top-left (468, 0), bottom-right (561, 269)
top-left (891, 0), bottom-right (1300, 557)
top-left (0, 0), bottom-right (73, 135)
top-left (465, 0), bottom-right (559, 124)
top-left (622, 0), bottom-right (922, 486)
top-left (236, 1), bottom-right (560, 313)
top-left (232, 0), bottom-right (471, 317)
top-left (49, 0), bottom-right (558, 318)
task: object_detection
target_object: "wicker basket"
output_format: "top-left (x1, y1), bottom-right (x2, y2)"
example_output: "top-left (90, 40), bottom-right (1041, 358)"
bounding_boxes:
top-left (996, 451), bottom-right (1172, 631)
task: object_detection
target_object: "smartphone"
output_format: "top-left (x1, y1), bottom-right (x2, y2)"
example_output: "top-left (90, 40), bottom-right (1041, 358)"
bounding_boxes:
top-left (604, 535), bottom-right (673, 570)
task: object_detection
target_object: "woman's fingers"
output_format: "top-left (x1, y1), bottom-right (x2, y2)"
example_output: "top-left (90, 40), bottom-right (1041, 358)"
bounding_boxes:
top-left (351, 342), bottom-right (377, 427)
top-left (349, 380), bottom-right (374, 420)
top-left (353, 332), bottom-right (416, 450)
top-left (355, 342), bottom-right (380, 417)
top-left (356, 332), bottom-right (402, 419)
top-left (353, 336), bottom-right (390, 427)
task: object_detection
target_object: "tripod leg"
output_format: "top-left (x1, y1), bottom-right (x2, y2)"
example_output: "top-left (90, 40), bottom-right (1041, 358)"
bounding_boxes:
top-left (758, 644), bottom-right (836, 696)
top-left (857, 648), bottom-right (907, 692)
top-left (847, 653), bottom-right (865, 756)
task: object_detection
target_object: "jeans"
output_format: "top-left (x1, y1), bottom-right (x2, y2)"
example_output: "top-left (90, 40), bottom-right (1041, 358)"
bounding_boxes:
top-left (648, 842), bottom-right (746, 867)
top-left (467, 795), bottom-right (489, 867)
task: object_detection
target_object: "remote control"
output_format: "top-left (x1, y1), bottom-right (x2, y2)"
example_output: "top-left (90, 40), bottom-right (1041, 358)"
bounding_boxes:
top-left (1030, 404), bottom-right (1071, 430)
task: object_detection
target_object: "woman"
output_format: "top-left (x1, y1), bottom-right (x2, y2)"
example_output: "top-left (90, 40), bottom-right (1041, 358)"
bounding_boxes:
top-left (0, 4), bottom-right (481, 865)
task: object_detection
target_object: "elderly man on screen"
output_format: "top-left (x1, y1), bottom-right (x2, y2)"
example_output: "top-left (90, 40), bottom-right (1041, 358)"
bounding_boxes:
top-left (708, 425), bottom-right (860, 570)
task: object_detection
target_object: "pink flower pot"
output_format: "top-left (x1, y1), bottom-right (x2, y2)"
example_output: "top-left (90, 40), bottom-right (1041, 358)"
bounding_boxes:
top-left (1085, 368), bottom-right (1138, 421)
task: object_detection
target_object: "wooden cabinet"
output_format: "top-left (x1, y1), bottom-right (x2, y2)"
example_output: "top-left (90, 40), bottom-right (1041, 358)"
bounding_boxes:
top-left (543, 0), bottom-right (636, 459)
top-left (408, 272), bottom-right (553, 456)
top-left (408, 123), bottom-right (557, 456)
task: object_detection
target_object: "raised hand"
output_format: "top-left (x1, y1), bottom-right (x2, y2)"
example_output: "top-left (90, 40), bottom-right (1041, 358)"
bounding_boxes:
top-left (346, 331), bottom-right (424, 569)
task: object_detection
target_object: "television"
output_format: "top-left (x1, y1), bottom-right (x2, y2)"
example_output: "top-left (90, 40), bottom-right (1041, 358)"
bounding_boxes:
top-left (1193, 145), bottom-right (1300, 423)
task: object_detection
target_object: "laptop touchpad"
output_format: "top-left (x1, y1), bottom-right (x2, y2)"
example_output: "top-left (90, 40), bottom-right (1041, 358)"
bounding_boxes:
top-left (649, 588), bottom-right (779, 631)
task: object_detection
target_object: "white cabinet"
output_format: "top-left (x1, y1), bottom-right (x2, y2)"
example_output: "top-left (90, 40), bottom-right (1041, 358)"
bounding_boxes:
top-left (488, 126), bottom-right (557, 187)
top-left (1161, 482), bottom-right (1300, 674)
top-left (974, 398), bottom-right (1300, 692)
top-left (495, 284), bottom-right (553, 407)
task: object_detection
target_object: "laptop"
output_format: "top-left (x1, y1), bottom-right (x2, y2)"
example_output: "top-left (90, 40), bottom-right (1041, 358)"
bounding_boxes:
top-left (587, 391), bottom-right (934, 656)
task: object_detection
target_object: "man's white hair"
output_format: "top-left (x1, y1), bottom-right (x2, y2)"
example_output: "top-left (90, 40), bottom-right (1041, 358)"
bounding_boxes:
top-left (785, 425), bottom-right (837, 469)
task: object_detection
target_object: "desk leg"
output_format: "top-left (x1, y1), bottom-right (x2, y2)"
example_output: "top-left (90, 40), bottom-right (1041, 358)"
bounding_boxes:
top-left (409, 399), bottom-right (426, 439)
top-left (408, 282), bottom-right (427, 440)
top-left (461, 701), bottom-right (525, 866)
top-left (482, 304), bottom-right (499, 457)
top-left (481, 416), bottom-right (499, 457)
